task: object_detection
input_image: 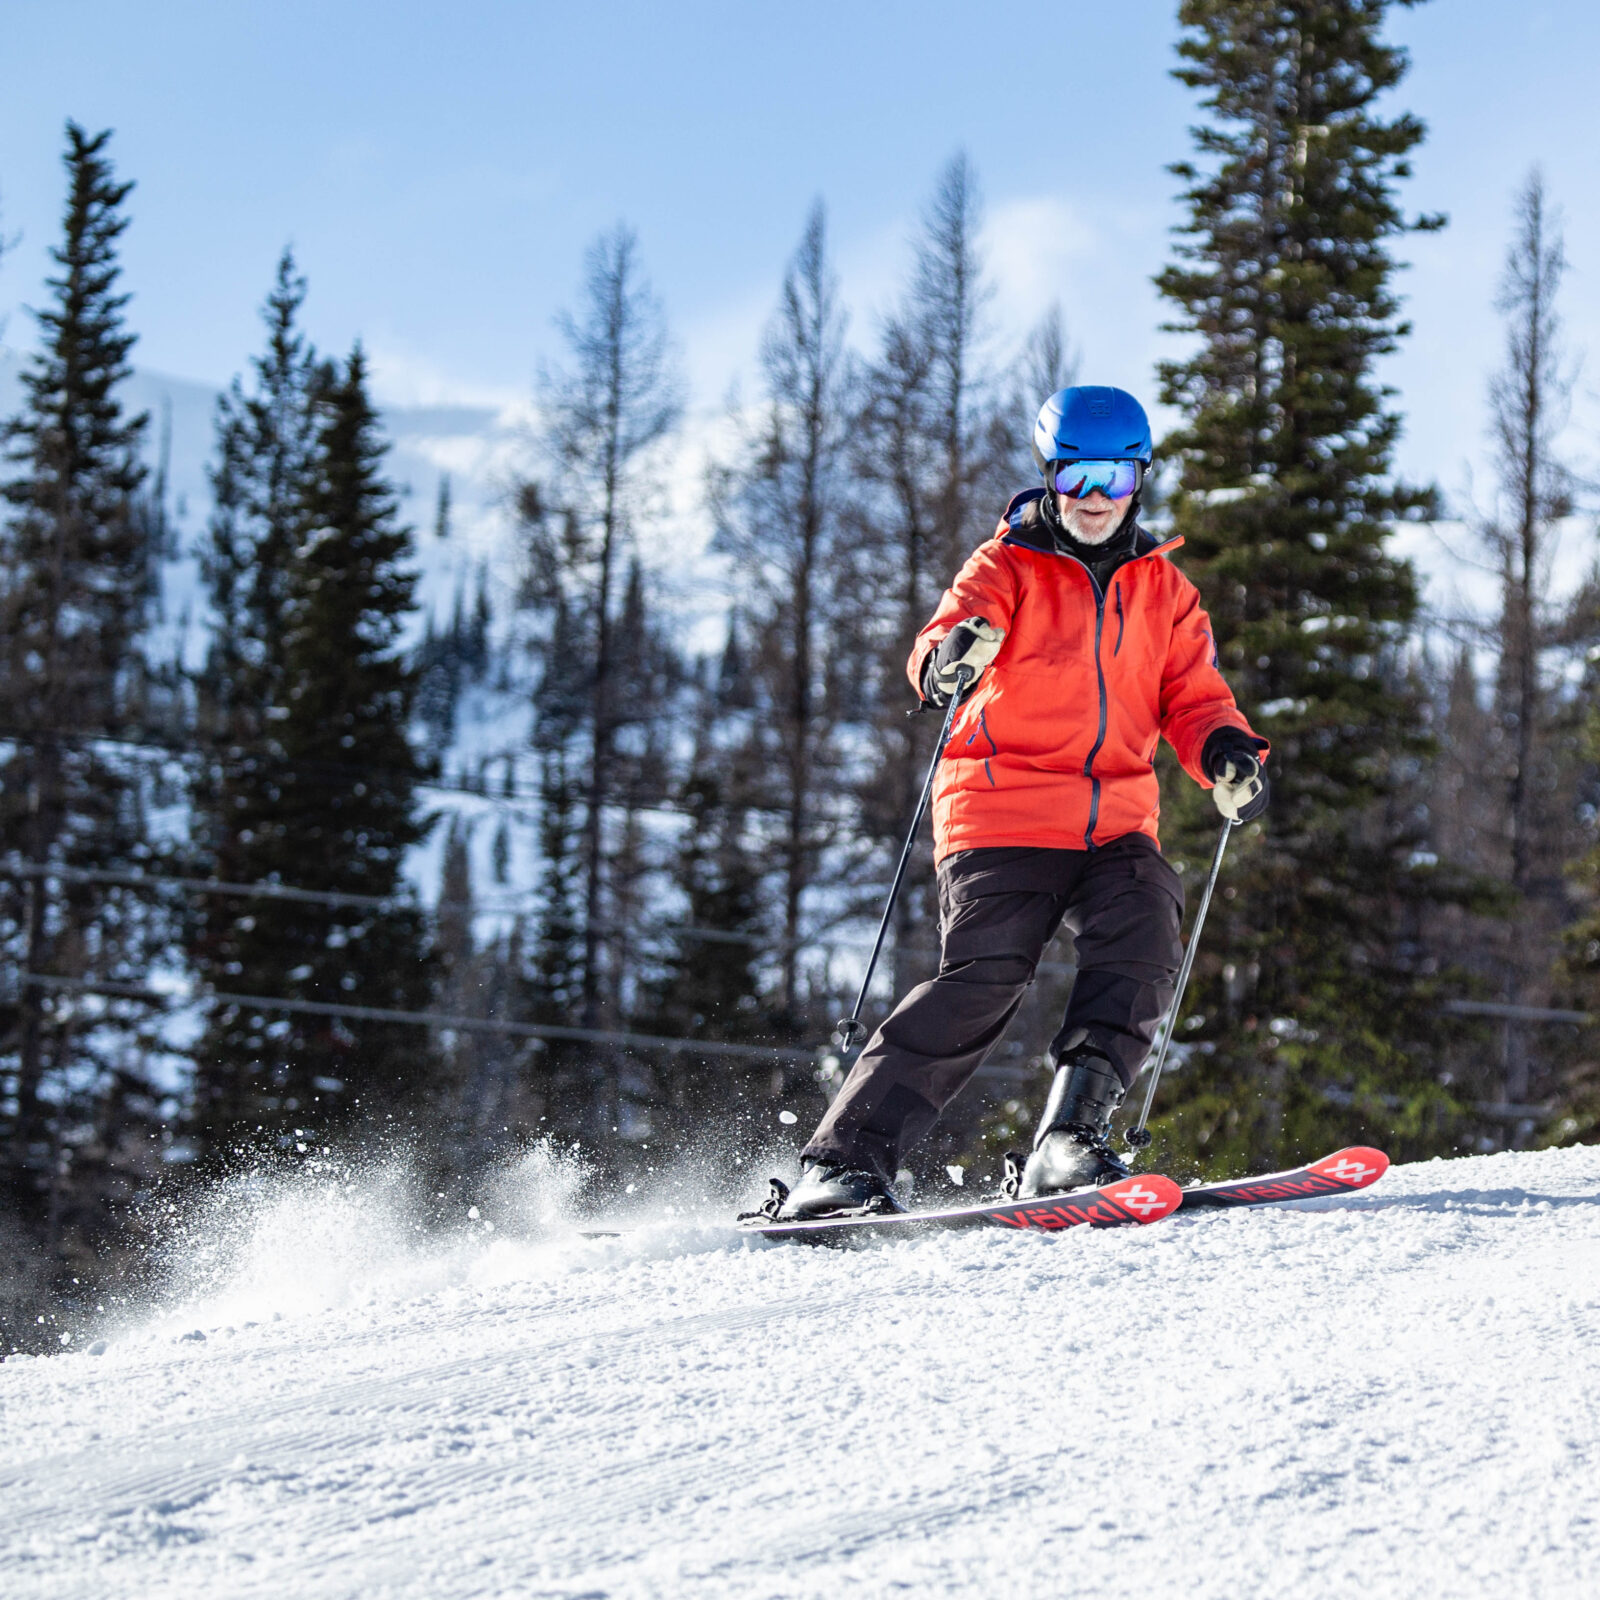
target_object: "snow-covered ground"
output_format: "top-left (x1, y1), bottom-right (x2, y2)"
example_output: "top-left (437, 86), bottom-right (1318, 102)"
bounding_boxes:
top-left (3, 1142), bottom-right (1597, 1598)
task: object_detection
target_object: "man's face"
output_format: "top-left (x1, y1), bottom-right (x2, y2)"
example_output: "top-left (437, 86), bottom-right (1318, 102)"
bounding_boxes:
top-left (1058, 488), bottom-right (1133, 545)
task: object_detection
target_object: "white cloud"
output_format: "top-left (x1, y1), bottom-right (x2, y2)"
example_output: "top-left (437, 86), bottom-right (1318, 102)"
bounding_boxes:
top-left (980, 194), bottom-right (1100, 335)
top-left (364, 336), bottom-right (525, 411)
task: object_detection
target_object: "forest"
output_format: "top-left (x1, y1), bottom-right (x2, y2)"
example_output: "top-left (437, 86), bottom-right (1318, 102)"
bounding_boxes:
top-left (3, 0), bottom-right (1599, 1348)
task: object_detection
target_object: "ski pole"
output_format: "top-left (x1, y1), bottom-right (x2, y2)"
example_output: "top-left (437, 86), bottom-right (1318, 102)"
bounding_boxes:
top-left (833, 666), bottom-right (974, 1053)
top-left (1126, 816), bottom-right (1237, 1150)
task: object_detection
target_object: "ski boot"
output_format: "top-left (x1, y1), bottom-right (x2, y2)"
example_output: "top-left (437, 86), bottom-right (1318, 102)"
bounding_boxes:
top-left (741, 1159), bottom-right (904, 1223)
top-left (1004, 1032), bottom-right (1131, 1199)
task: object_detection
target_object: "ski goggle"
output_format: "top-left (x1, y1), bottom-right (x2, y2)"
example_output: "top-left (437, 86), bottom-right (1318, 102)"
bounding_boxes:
top-left (1051, 458), bottom-right (1144, 500)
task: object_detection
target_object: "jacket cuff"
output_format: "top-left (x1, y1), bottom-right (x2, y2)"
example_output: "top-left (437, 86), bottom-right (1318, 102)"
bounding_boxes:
top-left (1201, 724), bottom-right (1270, 782)
top-left (907, 636), bottom-right (944, 701)
top-left (1186, 714), bottom-right (1267, 787)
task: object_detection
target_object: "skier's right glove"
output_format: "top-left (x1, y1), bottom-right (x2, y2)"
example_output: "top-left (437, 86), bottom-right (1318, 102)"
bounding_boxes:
top-left (1202, 726), bottom-right (1270, 823)
top-left (921, 618), bottom-right (1005, 706)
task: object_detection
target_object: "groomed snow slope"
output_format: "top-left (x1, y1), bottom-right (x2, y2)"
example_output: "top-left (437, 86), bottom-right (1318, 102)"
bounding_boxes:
top-left (3, 1144), bottom-right (1597, 1599)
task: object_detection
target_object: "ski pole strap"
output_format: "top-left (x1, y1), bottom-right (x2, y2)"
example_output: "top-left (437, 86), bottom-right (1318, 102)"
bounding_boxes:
top-left (833, 667), bottom-right (973, 1051)
top-left (1126, 817), bottom-right (1236, 1149)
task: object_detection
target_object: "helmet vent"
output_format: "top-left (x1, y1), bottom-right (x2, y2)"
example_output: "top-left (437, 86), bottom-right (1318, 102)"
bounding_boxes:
top-left (1089, 396), bottom-right (1112, 417)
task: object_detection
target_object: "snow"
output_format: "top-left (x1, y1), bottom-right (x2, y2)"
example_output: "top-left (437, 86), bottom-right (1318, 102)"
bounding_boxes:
top-left (3, 1144), bottom-right (1597, 1597)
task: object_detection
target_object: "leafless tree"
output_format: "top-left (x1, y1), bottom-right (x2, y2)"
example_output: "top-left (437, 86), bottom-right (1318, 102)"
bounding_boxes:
top-left (1484, 169), bottom-right (1576, 894)
top-left (1008, 302), bottom-right (1081, 481)
top-left (537, 226), bottom-right (682, 1032)
top-left (851, 156), bottom-right (1013, 998)
top-left (711, 202), bottom-right (858, 1023)
top-left (1478, 169), bottom-right (1578, 1111)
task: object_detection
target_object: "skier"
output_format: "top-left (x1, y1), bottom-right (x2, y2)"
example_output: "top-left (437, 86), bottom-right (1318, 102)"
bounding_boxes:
top-left (764, 385), bottom-right (1269, 1221)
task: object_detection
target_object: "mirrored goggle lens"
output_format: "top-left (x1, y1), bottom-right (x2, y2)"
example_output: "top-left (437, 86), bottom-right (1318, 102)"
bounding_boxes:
top-left (1052, 459), bottom-right (1143, 499)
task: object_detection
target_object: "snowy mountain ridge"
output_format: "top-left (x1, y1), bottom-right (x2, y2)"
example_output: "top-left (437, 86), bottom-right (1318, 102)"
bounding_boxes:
top-left (2, 1142), bottom-right (1596, 1597)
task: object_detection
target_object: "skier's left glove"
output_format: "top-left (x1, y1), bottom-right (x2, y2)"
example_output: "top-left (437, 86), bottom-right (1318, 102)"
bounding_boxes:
top-left (1202, 727), bottom-right (1270, 823)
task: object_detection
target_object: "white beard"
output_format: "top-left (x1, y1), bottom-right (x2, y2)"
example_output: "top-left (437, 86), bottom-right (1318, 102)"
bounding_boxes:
top-left (1060, 502), bottom-right (1123, 544)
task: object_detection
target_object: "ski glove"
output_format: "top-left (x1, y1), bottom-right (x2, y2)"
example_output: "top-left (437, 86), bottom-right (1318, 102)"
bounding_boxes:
top-left (922, 617), bottom-right (1005, 706)
top-left (1202, 727), bottom-right (1271, 823)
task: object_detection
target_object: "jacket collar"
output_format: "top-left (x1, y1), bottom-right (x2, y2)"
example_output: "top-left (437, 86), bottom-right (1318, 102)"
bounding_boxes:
top-left (998, 488), bottom-right (1183, 561)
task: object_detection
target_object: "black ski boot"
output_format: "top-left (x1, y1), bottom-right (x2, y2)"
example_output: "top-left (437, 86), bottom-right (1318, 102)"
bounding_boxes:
top-left (1006, 1034), bottom-right (1131, 1199)
top-left (741, 1159), bottom-right (904, 1223)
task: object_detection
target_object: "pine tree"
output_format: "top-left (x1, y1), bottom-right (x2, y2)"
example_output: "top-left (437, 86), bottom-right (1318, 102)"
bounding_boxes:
top-left (189, 348), bottom-right (434, 1150)
top-left (188, 255), bottom-right (326, 1137)
top-left (644, 635), bottom-right (772, 1138)
top-left (433, 473), bottom-right (452, 541)
top-left (430, 815), bottom-right (520, 1171)
top-left (199, 250), bottom-right (321, 736)
top-left (435, 815), bottom-right (476, 1003)
top-left (1557, 689), bottom-right (1600, 1141)
top-left (605, 555), bottom-right (683, 946)
top-left (1151, 0), bottom-right (1464, 1173)
top-left (520, 581), bottom-right (589, 1137)
top-left (0, 124), bottom-right (165, 1258)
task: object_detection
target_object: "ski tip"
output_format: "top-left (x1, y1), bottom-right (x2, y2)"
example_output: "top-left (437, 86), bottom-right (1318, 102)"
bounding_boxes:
top-left (1307, 1147), bottom-right (1389, 1190)
top-left (1175, 1146), bottom-right (1393, 1212)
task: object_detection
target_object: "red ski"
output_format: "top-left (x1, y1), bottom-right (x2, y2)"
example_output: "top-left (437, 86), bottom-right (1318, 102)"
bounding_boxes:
top-left (744, 1172), bottom-right (1183, 1244)
top-left (1175, 1145), bottom-right (1389, 1211)
top-left (608, 1151), bottom-right (1386, 1247)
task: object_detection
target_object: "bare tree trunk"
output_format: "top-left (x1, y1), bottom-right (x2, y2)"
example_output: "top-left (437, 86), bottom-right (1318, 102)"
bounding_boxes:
top-left (14, 489), bottom-right (70, 1153)
top-left (782, 515), bottom-right (813, 1018)
top-left (714, 204), bottom-right (849, 1031)
top-left (1484, 170), bottom-right (1573, 1129)
top-left (580, 424), bottom-right (619, 1031)
top-left (536, 226), bottom-right (680, 1151)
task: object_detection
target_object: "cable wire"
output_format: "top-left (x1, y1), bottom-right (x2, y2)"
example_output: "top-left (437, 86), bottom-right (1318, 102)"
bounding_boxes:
top-left (0, 861), bottom-right (766, 943)
top-left (19, 972), bottom-right (820, 1064)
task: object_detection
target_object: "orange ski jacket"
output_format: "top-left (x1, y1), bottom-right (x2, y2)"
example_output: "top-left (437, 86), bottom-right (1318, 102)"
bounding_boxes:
top-left (908, 491), bottom-right (1264, 862)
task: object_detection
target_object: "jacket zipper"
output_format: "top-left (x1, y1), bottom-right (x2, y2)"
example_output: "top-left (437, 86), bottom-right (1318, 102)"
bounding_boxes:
top-left (1001, 530), bottom-right (1182, 850)
top-left (1114, 583), bottom-right (1125, 655)
top-left (1082, 575), bottom-right (1108, 849)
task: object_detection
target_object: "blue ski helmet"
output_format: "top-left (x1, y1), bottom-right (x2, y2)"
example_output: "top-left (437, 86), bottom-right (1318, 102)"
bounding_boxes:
top-left (1031, 386), bottom-right (1153, 478)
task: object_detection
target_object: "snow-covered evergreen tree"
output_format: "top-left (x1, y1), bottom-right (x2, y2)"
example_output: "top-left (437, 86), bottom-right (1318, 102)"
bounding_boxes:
top-left (0, 123), bottom-right (167, 1256)
top-left (190, 347), bottom-right (434, 1149)
top-left (1151, 0), bottom-right (1464, 1172)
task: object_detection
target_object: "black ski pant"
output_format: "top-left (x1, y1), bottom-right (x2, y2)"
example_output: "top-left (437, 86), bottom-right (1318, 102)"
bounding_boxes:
top-left (804, 835), bottom-right (1184, 1182)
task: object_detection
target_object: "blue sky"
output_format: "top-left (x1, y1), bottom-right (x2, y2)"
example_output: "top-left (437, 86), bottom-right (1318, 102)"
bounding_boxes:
top-left (3, 0), bottom-right (1598, 502)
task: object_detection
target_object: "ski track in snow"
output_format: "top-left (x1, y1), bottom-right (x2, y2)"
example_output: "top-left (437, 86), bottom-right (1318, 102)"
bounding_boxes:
top-left (2, 1147), bottom-right (1597, 1599)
